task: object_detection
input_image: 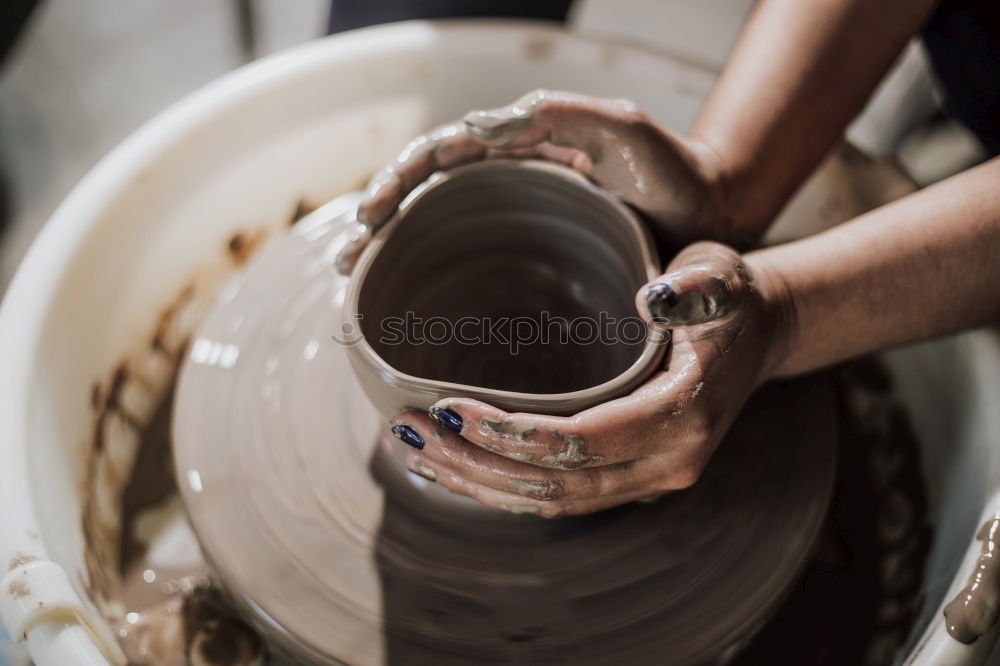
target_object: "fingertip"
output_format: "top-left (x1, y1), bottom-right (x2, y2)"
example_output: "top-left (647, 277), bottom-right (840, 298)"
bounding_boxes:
top-left (463, 108), bottom-right (533, 146)
top-left (405, 455), bottom-right (438, 482)
top-left (428, 406), bottom-right (463, 433)
top-left (334, 222), bottom-right (371, 275)
top-left (358, 170), bottom-right (404, 230)
top-left (638, 280), bottom-right (679, 327)
top-left (334, 250), bottom-right (356, 275)
top-left (390, 423), bottom-right (424, 450)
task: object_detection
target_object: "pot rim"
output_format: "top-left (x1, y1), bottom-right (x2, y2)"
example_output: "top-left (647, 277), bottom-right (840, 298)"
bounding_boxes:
top-left (343, 158), bottom-right (667, 411)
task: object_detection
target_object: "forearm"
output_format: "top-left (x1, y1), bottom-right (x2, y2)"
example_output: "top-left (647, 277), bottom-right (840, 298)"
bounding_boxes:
top-left (691, 0), bottom-right (938, 236)
top-left (748, 157), bottom-right (1000, 377)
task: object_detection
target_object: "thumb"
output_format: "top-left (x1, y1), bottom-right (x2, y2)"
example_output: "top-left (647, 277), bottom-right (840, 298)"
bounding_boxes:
top-left (635, 242), bottom-right (747, 328)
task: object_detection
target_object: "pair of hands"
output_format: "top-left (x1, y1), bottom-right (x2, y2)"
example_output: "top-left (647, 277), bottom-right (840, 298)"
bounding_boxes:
top-left (338, 90), bottom-right (792, 517)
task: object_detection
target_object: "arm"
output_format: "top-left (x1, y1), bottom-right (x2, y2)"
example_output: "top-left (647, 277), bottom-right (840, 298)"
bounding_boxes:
top-left (339, 0), bottom-right (939, 273)
top-left (749, 156), bottom-right (1000, 378)
top-left (692, 0), bottom-right (940, 236)
top-left (389, 162), bottom-right (1000, 516)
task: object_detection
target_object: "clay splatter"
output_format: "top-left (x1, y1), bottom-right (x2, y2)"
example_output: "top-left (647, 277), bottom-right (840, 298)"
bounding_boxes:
top-left (8, 553), bottom-right (39, 572)
top-left (7, 580), bottom-right (29, 600)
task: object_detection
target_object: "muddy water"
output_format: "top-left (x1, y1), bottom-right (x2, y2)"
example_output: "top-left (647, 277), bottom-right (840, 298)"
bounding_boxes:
top-left (80, 202), bottom-right (316, 666)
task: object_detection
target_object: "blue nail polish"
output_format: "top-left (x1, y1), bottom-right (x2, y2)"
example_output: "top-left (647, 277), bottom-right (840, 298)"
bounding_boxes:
top-left (645, 282), bottom-right (679, 325)
top-left (391, 424), bottom-right (424, 449)
top-left (646, 282), bottom-right (679, 307)
top-left (429, 407), bottom-right (463, 432)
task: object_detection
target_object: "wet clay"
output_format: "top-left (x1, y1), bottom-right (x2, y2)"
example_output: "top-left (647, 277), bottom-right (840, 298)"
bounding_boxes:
top-left (356, 161), bottom-right (653, 396)
top-left (944, 516), bottom-right (1000, 644)
top-left (171, 210), bottom-right (839, 665)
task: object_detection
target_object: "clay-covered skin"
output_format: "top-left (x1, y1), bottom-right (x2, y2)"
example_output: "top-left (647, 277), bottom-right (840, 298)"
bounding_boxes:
top-left (944, 516), bottom-right (1000, 643)
top-left (392, 241), bottom-right (792, 517)
top-left (335, 90), bottom-right (738, 273)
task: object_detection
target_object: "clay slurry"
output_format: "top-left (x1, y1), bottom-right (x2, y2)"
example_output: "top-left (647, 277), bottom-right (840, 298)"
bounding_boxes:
top-left (944, 515), bottom-right (1000, 643)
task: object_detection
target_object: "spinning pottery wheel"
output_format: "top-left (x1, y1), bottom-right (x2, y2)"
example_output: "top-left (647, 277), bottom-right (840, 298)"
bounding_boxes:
top-left (173, 199), bottom-right (838, 665)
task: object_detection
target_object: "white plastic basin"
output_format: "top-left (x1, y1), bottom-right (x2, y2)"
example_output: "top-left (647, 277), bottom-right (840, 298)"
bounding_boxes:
top-left (0, 20), bottom-right (997, 666)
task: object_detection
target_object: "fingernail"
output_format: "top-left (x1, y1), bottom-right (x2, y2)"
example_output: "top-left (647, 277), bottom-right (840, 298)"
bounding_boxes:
top-left (645, 282), bottom-right (679, 325)
top-left (429, 407), bottom-right (463, 432)
top-left (645, 281), bottom-right (722, 327)
top-left (391, 424), bottom-right (424, 449)
top-left (407, 459), bottom-right (437, 482)
top-left (463, 108), bottom-right (531, 142)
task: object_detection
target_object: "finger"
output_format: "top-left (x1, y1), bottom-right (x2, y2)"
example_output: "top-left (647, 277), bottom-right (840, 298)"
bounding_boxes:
top-left (427, 399), bottom-right (605, 470)
top-left (636, 242), bottom-right (747, 328)
top-left (395, 413), bottom-right (644, 501)
top-left (404, 449), bottom-right (657, 518)
top-left (338, 138), bottom-right (591, 275)
top-left (356, 122), bottom-right (487, 230)
top-left (333, 221), bottom-right (372, 275)
top-left (483, 143), bottom-right (589, 170)
top-left (463, 89), bottom-right (643, 155)
top-left (431, 347), bottom-right (716, 460)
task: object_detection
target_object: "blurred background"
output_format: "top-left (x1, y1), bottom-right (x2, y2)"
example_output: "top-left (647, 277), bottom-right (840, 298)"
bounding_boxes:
top-left (0, 1), bottom-right (992, 663)
top-left (0, 0), bottom-right (991, 292)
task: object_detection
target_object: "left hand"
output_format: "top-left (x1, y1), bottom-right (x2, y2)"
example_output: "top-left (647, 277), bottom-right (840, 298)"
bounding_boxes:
top-left (335, 90), bottom-right (736, 274)
top-left (389, 242), bottom-right (793, 517)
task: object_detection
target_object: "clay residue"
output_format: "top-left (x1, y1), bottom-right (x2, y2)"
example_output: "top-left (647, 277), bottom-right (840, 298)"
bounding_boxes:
top-left (184, 588), bottom-right (264, 666)
top-left (151, 285), bottom-right (196, 356)
top-left (406, 460), bottom-right (437, 482)
top-left (540, 430), bottom-right (603, 470)
top-left (7, 580), bottom-right (29, 599)
top-left (8, 552), bottom-right (38, 572)
top-left (80, 226), bottom-right (276, 665)
top-left (508, 478), bottom-right (564, 501)
top-left (227, 230), bottom-right (267, 266)
top-left (470, 423), bottom-right (603, 470)
top-left (482, 418), bottom-right (537, 439)
top-left (288, 198), bottom-right (317, 227)
top-left (119, 375), bottom-right (182, 574)
top-left (944, 516), bottom-right (1000, 644)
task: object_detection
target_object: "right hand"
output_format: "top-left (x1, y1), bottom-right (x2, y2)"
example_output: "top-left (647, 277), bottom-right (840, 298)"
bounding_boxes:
top-left (336, 90), bottom-right (740, 274)
top-left (387, 241), bottom-right (794, 517)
